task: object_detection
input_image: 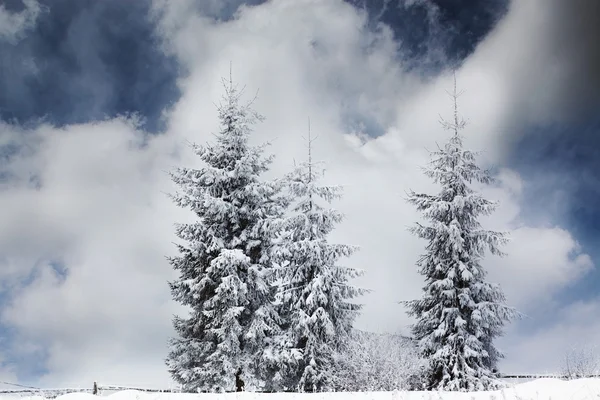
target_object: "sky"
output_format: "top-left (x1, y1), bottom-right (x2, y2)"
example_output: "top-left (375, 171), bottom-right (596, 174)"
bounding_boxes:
top-left (0, 0), bottom-right (599, 389)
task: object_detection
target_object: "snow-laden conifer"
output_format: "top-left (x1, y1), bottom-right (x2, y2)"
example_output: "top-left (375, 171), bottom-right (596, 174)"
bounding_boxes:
top-left (404, 75), bottom-right (518, 391)
top-left (166, 75), bottom-right (285, 392)
top-left (274, 124), bottom-right (366, 392)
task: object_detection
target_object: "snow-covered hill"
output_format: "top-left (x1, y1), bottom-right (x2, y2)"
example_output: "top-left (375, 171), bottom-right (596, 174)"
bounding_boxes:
top-left (4, 379), bottom-right (600, 400)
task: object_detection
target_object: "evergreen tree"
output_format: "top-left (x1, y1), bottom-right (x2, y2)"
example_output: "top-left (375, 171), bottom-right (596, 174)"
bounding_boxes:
top-left (274, 123), bottom-right (366, 392)
top-left (166, 75), bottom-right (285, 392)
top-left (404, 75), bottom-right (518, 391)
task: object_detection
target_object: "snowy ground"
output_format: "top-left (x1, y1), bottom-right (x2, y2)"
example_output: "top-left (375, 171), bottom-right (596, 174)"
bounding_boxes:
top-left (3, 379), bottom-right (600, 400)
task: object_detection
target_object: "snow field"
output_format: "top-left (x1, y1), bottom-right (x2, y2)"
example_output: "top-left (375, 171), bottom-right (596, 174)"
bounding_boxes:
top-left (5, 379), bottom-right (600, 400)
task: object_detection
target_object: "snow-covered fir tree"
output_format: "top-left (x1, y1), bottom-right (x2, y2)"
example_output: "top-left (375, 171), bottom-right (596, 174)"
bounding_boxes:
top-left (404, 75), bottom-right (518, 392)
top-left (274, 125), bottom-right (366, 392)
top-left (166, 75), bottom-right (286, 392)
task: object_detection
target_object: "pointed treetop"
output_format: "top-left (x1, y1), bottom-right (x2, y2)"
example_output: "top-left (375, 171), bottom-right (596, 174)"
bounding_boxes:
top-left (439, 71), bottom-right (467, 135)
top-left (302, 117), bottom-right (319, 184)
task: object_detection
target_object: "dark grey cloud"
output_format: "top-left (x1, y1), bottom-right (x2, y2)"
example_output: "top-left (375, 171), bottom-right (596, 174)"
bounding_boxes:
top-left (2, 0), bottom-right (29, 12)
top-left (347, 0), bottom-right (508, 73)
top-left (0, 0), bottom-right (180, 133)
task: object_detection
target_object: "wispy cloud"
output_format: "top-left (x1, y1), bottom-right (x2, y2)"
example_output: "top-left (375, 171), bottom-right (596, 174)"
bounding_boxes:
top-left (0, 0), bottom-right (41, 43)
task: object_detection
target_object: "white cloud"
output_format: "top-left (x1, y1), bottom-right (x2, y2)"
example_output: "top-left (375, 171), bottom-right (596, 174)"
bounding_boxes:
top-left (0, 120), bottom-right (187, 387)
top-left (488, 226), bottom-right (593, 310)
top-left (0, 0), bottom-right (41, 43)
top-left (499, 298), bottom-right (600, 375)
top-left (478, 172), bottom-right (594, 311)
top-left (0, 0), bottom-right (595, 387)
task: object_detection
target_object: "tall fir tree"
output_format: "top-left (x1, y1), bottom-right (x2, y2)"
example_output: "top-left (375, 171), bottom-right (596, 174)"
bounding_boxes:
top-left (166, 75), bottom-right (286, 392)
top-left (274, 122), bottom-right (366, 392)
top-left (404, 75), bottom-right (518, 391)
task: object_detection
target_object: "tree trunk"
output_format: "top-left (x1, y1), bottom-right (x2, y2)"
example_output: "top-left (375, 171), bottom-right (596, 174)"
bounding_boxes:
top-left (235, 369), bottom-right (245, 392)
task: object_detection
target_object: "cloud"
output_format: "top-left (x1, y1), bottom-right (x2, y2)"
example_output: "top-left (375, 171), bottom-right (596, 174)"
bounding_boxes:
top-left (468, 0), bottom-right (600, 125)
top-left (0, 0), bottom-right (41, 43)
top-left (0, 0), bottom-right (595, 387)
top-left (489, 227), bottom-right (593, 310)
top-left (477, 170), bottom-right (594, 311)
top-left (500, 298), bottom-right (600, 374)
